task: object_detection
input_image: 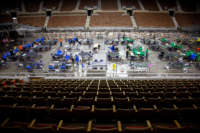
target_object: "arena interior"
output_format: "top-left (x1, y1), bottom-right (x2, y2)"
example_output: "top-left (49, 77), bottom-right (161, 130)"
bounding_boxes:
top-left (0, 0), bottom-right (200, 132)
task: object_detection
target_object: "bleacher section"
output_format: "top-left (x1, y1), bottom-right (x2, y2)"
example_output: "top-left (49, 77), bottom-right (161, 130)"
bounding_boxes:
top-left (134, 12), bottom-right (174, 28)
top-left (121, 0), bottom-right (141, 9)
top-left (175, 13), bottom-right (200, 28)
top-left (18, 16), bottom-right (46, 27)
top-left (179, 0), bottom-right (197, 12)
top-left (79, 0), bottom-right (98, 10)
top-left (48, 15), bottom-right (87, 27)
top-left (101, 0), bottom-right (118, 10)
top-left (43, 0), bottom-right (60, 10)
top-left (90, 12), bottom-right (132, 27)
top-left (158, 0), bottom-right (177, 10)
top-left (61, 0), bottom-right (77, 11)
top-left (24, 0), bottom-right (40, 12)
top-left (140, 0), bottom-right (159, 11)
top-left (0, 79), bottom-right (200, 132)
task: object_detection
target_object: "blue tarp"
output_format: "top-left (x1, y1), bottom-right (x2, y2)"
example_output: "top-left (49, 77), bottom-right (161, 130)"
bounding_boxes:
top-left (68, 39), bottom-right (72, 44)
top-left (72, 37), bottom-right (78, 42)
top-left (26, 43), bottom-right (32, 48)
top-left (75, 55), bottom-right (79, 63)
top-left (56, 50), bottom-right (63, 56)
top-left (6, 52), bottom-right (11, 56)
top-left (190, 53), bottom-right (197, 60)
top-left (35, 38), bottom-right (41, 43)
top-left (26, 65), bottom-right (31, 69)
top-left (60, 65), bottom-right (66, 70)
top-left (48, 65), bottom-right (54, 70)
top-left (109, 45), bottom-right (115, 52)
top-left (2, 52), bottom-right (10, 59)
top-left (65, 55), bottom-right (70, 61)
top-left (13, 48), bottom-right (19, 54)
top-left (22, 44), bottom-right (26, 49)
top-left (41, 37), bottom-right (45, 42)
top-left (2, 55), bottom-right (7, 60)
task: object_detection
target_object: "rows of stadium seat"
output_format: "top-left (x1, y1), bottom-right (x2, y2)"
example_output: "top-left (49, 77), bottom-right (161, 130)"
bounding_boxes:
top-left (1, 89), bottom-right (198, 97)
top-left (18, 16), bottom-right (46, 27)
top-left (1, 117), bottom-right (193, 133)
top-left (90, 12), bottom-right (132, 27)
top-left (134, 12), bottom-right (175, 28)
top-left (0, 98), bottom-right (200, 132)
top-left (1, 79), bottom-right (200, 132)
top-left (48, 15), bottom-right (87, 27)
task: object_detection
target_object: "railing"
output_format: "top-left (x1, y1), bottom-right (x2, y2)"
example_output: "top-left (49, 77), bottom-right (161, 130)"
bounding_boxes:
top-left (1, 72), bottom-right (200, 80)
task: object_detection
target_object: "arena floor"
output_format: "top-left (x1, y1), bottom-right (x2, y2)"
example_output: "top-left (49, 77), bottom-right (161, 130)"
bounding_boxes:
top-left (1, 31), bottom-right (200, 79)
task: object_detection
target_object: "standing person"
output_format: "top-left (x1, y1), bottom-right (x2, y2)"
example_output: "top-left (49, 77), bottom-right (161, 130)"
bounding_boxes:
top-left (98, 44), bottom-right (100, 50)
top-left (146, 48), bottom-right (149, 60)
top-left (59, 38), bottom-right (63, 47)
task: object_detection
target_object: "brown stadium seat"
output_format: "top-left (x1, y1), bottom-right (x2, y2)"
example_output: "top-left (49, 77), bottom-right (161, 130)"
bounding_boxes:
top-left (84, 92), bottom-right (97, 98)
top-left (48, 98), bottom-right (71, 108)
top-left (16, 96), bottom-right (33, 106)
top-left (27, 119), bottom-right (58, 133)
top-left (98, 88), bottom-right (110, 92)
top-left (69, 92), bottom-right (83, 98)
top-left (19, 91), bottom-right (32, 97)
top-left (126, 92), bottom-right (140, 98)
top-left (56, 92), bottom-right (70, 97)
top-left (154, 126), bottom-right (185, 133)
top-left (77, 97), bottom-right (94, 106)
top-left (95, 106), bottom-right (115, 120)
top-left (31, 97), bottom-right (48, 106)
top-left (73, 106), bottom-right (92, 120)
top-left (13, 105), bottom-right (30, 121)
top-left (110, 88), bottom-right (121, 92)
top-left (95, 97), bottom-right (113, 108)
top-left (58, 120), bottom-right (88, 133)
top-left (136, 108), bottom-right (156, 120)
top-left (29, 105), bottom-right (50, 121)
top-left (152, 120), bottom-right (184, 133)
top-left (98, 92), bottom-right (111, 98)
top-left (50, 107), bottom-right (71, 121)
top-left (0, 105), bottom-right (14, 120)
top-left (0, 96), bottom-right (17, 105)
top-left (112, 92), bottom-right (126, 98)
top-left (43, 91), bottom-right (57, 97)
top-left (91, 121), bottom-right (118, 133)
top-left (123, 120), bottom-right (152, 133)
top-left (178, 107), bottom-right (200, 120)
top-left (0, 119), bottom-right (29, 133)
top-left (158, 108), bottom-right (178, 120)
top-left (116, 108), bottom-right (134, 120)
top-left (114, 97), bottom-right (130, 108)
top-left (63, 97), bottom-right (77, 105)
